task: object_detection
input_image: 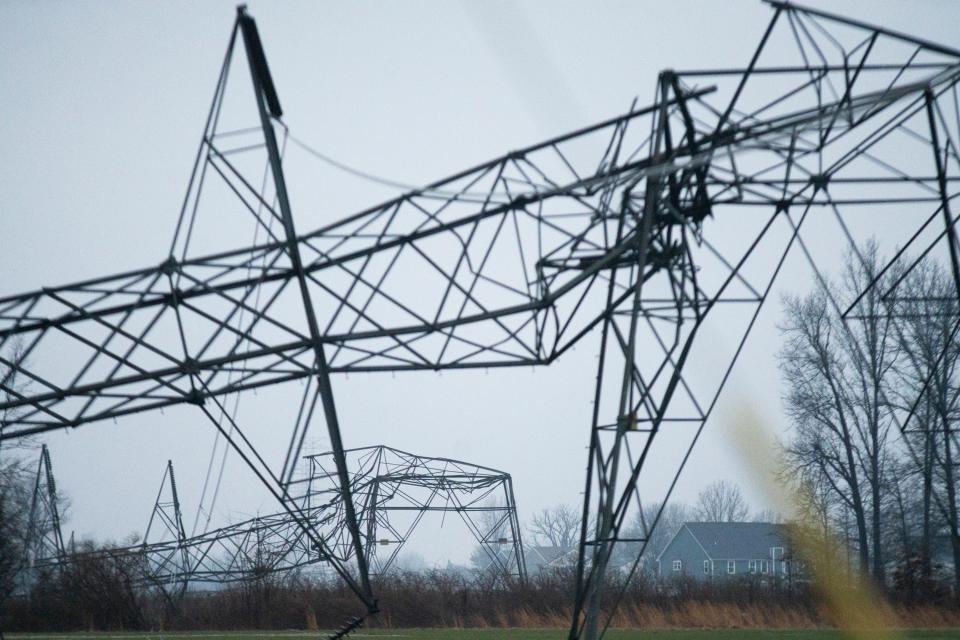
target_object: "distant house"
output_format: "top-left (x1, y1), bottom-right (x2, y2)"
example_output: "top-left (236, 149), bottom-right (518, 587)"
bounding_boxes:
top-left (657, 522), bottom-right (800, 582)
top-left (524, 545), bottom-right (578, 573)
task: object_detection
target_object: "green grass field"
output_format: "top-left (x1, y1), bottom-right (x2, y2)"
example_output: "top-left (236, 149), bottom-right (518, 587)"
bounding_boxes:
top-left (7, 630), bottom-right (960, 640)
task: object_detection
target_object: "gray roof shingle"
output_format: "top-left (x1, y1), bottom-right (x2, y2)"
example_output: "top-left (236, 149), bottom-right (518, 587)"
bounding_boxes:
top-left (684, 522), bottom-right (788, 560)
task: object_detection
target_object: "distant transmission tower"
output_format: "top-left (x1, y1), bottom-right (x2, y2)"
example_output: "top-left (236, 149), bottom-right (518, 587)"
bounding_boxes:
top-left (19, 445), bottom-right (66, 594)
top-left (34, 446), bottom-right (525, 589)
top-left (141, 460), bottom-right (190, 600)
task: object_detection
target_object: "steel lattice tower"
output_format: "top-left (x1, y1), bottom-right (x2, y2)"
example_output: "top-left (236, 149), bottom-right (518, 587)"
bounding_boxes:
top-left (19, 445), bottom-right (66, 595)
top-left (2, 2), bottom-right (960, 637)
top-left (29, 446), bottom-right (525, 591)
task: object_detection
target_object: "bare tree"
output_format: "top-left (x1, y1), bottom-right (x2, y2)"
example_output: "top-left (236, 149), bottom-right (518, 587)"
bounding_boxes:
top-left (890, 259), bottom-right (960, 592)
top-left (840, 245), bottom-right (900, 584)
top-left (780, 243), bottom-right (901, 583)
top-left (781, 287), bottom-right (871, 574)
top-left (0, 341), bottom-right (34, 615)
top-left (0, 459), bottom-right (30, 608)
top-left (527, 504), bottom-right (580, 548)
top-left (694, 480), bottom-right (749, 523)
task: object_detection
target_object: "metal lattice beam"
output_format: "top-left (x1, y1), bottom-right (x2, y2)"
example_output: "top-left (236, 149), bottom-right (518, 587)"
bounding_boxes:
top-left (2, 2), bottom-right (960, 637)
top-left (31, 446), bottom-right (525, 589)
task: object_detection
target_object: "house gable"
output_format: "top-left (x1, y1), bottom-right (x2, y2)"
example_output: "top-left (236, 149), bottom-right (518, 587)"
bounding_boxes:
top-left (657, 524), bottom-right (710, 578)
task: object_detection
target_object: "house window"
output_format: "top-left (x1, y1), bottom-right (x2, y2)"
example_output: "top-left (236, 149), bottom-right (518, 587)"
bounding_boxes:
top-left (771, 547), bottom-right (784, 560)
top-left (760, 559), bottom-right (769, 574)
top-left (727, 560), bottom-right (736, 574)
top-left (703, 560), bottom-right (711, 574)
top-left (673, 560), bottom-right (682, 571)
top-left (748, 560), bottom-right (757, 574)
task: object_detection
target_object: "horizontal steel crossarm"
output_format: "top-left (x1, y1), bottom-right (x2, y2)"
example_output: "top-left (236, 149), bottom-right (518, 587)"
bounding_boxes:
top-left (765, 0), bottom-right (960, 59)
top-left (4, 65), bottom-right (959, 440)
top-left (1, 71), bottom-right (948, 341)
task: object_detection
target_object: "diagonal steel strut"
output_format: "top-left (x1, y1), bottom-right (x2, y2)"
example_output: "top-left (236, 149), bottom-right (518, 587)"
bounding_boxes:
top-left (236, 7), bottom-right (377, 612)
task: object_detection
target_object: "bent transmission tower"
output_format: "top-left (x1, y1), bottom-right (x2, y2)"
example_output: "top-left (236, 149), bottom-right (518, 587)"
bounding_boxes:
top-left (19, 445), bottom-right (66, 593)
top-left (141, 460), bottom-right (190, 600)
top-left (30, 446), bottom-right (524, 589)
top-left (2, 2), bottom-right (960, 637)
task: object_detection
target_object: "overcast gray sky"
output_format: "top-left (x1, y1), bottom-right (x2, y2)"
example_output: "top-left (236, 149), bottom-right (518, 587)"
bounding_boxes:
top-left (2, 0), bottom-right (959, 567)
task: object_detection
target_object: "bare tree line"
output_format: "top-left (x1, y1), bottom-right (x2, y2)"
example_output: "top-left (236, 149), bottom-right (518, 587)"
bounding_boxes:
top-left (0, 340), bottom-right (36, 629)
top-left (521, 479), bottom-right (763, 578)
top-left (780, 243), bottom-right (960, 595)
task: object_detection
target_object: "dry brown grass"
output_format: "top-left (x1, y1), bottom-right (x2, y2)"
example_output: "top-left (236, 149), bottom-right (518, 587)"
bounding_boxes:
top-left (892, 604), bottom-right (960, 628)
top-left (454, 600), bottom-right (960, 632)
top-left (7, 564), bottom-right (960, 632)
top-left (586, 601), bottom-right (822, 630)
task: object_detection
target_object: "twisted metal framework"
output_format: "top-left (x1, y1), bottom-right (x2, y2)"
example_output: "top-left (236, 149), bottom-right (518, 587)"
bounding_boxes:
top-left (31, 446), bottom-right (524, 594)
top-left (140, 460), bottom-right (190, 599)
top-left (20, 445), bottom-right (66, 592)
top-left (2, 2), bottom-right (960, 637)
top-left (292, 446), bottom-right (526, 582)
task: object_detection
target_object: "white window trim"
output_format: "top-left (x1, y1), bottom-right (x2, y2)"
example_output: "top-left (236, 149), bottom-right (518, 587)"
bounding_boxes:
top-left (727, 560), bottom-right (736, 575)
top-left (771, 546), bottom-right (784, 560)
top-left (672, 559), bottom-right (682, 572)
top-left (703, 560), bottom-right (711, 574)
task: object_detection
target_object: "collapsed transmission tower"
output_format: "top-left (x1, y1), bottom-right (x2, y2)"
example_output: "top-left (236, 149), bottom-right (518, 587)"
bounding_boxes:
top-left (2, 2), bottom-right (960, 637)
top-left (141, 460), bottom-right (190, 600)
top-left (30, 446), bottom-right (524, 590)
top-left (18, 445), bottom-right (66, 593)
top-left (292, 446), bottom-right (526, 581)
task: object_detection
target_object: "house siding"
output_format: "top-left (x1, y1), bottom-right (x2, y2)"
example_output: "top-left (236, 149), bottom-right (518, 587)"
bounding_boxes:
top-left (657, 526), bottom-right (710, 580)
top-left (657, 523), bottom-right (797, 583)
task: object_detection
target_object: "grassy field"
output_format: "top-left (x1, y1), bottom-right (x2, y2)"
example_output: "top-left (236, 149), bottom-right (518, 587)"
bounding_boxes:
top-left (7, 631), bottom-right (960, 640)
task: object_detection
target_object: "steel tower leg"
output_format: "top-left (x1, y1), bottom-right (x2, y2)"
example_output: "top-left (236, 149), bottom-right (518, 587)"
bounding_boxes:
top-left (142, 460), bottom-right (193, 605)
top-left (39, 445), bottom-right (65, 560)
top-left (570, 75), bottom-right (698, 639)
top-left (236, 8), bottom-right (376, 613)
top-left (26, 445), bottom-right (66, 564)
